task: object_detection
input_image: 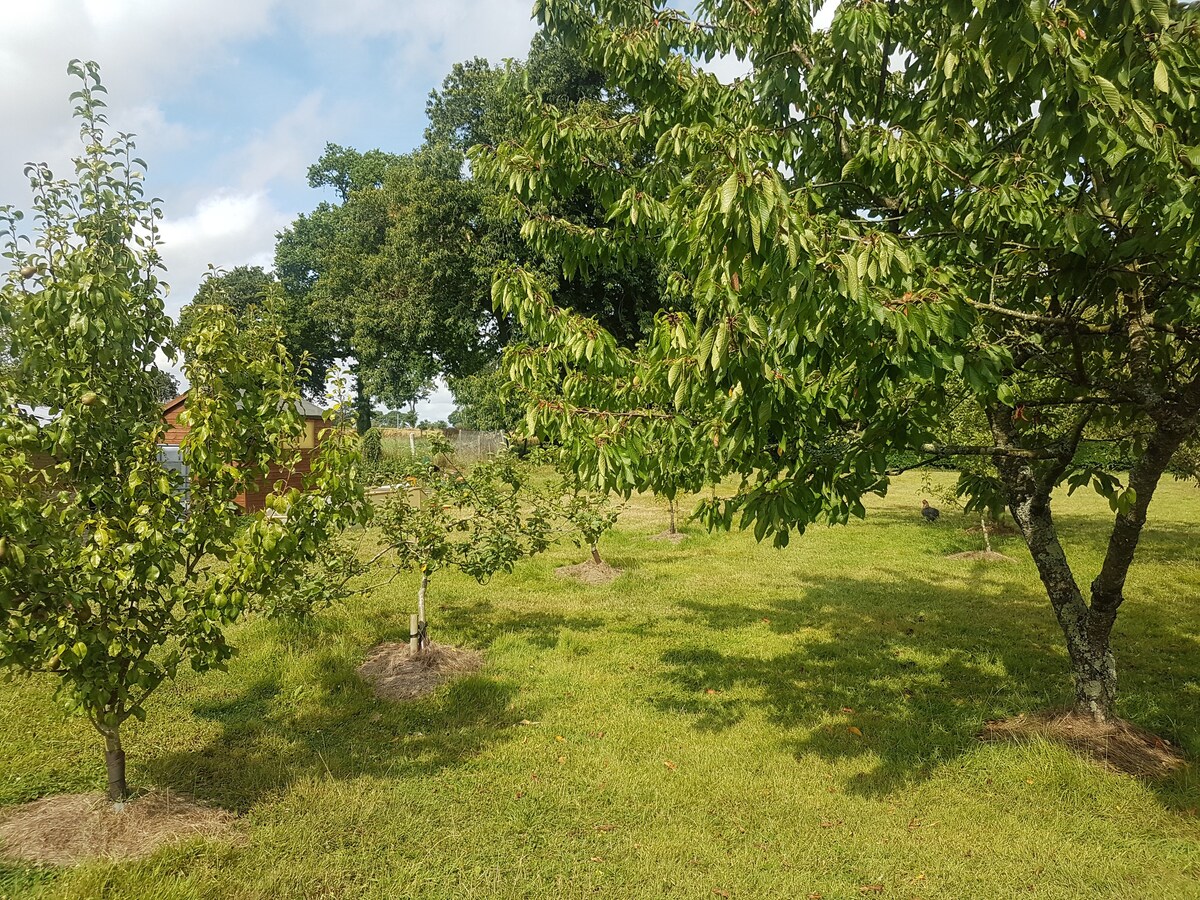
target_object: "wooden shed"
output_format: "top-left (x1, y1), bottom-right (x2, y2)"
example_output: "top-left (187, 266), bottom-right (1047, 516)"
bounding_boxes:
top-left (160, 393), bottom-right (326, 513)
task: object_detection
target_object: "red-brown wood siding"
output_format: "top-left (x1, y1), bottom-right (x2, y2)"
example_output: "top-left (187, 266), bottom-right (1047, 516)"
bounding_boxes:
top-left (160, 395), bottom-right (323, 513)
top-left (235, 454), bottom-right (316, 512)
top-left (162, 397), bottom-right (190, 445)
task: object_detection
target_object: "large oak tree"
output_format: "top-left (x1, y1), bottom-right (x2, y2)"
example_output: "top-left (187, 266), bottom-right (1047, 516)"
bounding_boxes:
top-left (275, 34), bottom-right (669, 431)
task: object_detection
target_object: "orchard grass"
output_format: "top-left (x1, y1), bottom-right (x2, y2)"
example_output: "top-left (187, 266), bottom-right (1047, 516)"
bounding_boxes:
top-left (1, 474), bottom-right (1198, 898)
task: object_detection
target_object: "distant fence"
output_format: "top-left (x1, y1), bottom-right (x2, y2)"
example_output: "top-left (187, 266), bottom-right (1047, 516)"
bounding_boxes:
top-left (379, 428), bottom-right (507, 461)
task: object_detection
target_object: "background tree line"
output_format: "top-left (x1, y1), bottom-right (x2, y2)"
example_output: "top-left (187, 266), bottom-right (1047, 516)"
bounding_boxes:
top-left (177, 34), bottom-right (666, 433)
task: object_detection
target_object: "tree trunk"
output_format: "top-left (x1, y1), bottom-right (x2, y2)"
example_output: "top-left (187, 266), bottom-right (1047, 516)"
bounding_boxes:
top-left (1065, 623), bottom-right (1118, 720)
top-left (991, 409), bottom-right (1119, 721)
top-left (417, 570), bottom-right (429, 650)
top-left (353, 366), bottom-right (372, 435)
top-left (1007, 484), bottom-right (1117, 719)
top-left (668, 498), bottom-right (677, 535)
top-left (987, 374), bottom-right (1200, 722)
top-left (591, 544), bottom-right (603, 565)
top-left (981, 516), bottom-right (992, 553)
top-left (1089, 423), bottom-right (1190, 638)
top-left (95, 722), bottom-right (128, 803)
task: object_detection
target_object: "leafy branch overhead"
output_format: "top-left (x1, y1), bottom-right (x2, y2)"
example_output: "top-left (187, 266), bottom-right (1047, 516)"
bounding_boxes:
top-left (476, 1), bottom-right (1200, 722)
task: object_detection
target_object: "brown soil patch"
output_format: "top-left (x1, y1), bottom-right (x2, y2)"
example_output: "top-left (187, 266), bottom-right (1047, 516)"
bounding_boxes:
top-left (980, 710), bottom-right (1187, 778)
top-left (648, 530), bottom-right (687, 544)
top-left (946, 550), bottom-right (1017, 562)
top-left (0, 790), bottom-right (235, 866)
top-left (555, 560), bottom-right (623, 585)
top-left (357, 642), bottom-right (483, 702)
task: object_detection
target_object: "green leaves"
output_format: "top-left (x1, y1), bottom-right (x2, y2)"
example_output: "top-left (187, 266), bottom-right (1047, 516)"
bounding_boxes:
top-left (1092, 76), bottom-right (1124, 117)
top-left (374, 447), bottom-right (559, 626)
top-left (475, 0), bottom-right (1200, 570)
top-left (1154, 59), bottom-right (1169, 94)
top-left (1148, 0), bottom-right (1171, 28)
top-left (719, 171), bottom-right (739, 214)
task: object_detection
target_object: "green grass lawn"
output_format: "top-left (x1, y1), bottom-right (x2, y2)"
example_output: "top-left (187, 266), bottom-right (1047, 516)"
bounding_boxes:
top-left (2, 474), bottom-right (1199, 898)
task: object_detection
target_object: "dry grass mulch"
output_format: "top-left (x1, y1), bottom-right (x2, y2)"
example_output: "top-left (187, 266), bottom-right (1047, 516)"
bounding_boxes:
top-left (357, 642), bottom-right (483, 702)
top-left (0, 789), bottom-right (235, 866)
top-left (946, 550), bottom-right (1017, 562)
top-left (555, 560), bottom-right (623, 585)
top-left (980, 710), bottom-right (1187, 778)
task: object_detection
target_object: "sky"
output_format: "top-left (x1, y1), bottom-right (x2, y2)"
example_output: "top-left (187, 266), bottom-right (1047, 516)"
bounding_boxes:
top-left (1, 0), bottom-right (546, 421)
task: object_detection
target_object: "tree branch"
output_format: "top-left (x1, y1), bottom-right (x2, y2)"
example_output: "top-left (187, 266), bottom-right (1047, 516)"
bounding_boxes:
top-left (919, 443), bottom-right (1060, 460)
top-left (966, 299), bottom-right (1112, 334)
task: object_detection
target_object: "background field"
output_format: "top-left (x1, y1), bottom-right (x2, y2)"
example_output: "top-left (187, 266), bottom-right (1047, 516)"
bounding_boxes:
top-left (1, 474), bottom-right (1198, 899)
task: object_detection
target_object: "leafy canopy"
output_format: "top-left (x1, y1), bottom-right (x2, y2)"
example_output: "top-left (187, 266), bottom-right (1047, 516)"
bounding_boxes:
top-left (480, 0), bottom-right (1200, 545)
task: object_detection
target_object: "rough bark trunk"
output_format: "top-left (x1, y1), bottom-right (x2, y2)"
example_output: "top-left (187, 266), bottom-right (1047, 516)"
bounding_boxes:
top-left (1089, 425), bottom-right (1189, 637)
top-left (981, 516), bottom-right (992, 553)
top-left (1007, 484), bottom-right (1118, 719)
top-left (668, 498), bottom-right (677, 535)
top-left (985, 347), bottom-right (1200, 722)
top-left (991, 408), bottom-right (1119, 720)
top-left (591, 544), bottom-right (603, 565)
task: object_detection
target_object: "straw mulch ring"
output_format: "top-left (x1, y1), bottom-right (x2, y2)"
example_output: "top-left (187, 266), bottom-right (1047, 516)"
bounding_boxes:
top-left (357, 642), bottom-right (483, 702)
top-left (648, 530), bottom-right (687, 544)
top-left (555, 560), bottom-right (623, 585)
top-left (946, 550), bottom-right (1016, 563)
top-left (980, 710), bottom-right (1187, 778)
top-left (0, 790), bottom-right (236, 866)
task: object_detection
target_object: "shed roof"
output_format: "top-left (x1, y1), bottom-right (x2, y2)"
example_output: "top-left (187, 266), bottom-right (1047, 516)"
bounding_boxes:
top-left (163, 392), bottom-right (327, 419)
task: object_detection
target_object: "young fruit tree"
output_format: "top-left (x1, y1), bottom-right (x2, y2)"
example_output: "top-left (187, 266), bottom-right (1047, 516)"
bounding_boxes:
top-left (645, 437), bottom-right (716, 537)
top-left (376, 445), bottom-right (555, 652)
top-left (559, 485), bottom-right (619, 565)
top-left (478, 2), bottom-right (1200, 723)
top-left (0, 62), bottom-right (368, 802)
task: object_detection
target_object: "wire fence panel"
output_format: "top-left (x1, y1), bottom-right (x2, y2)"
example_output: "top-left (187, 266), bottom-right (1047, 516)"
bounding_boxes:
top-left (378, 428), bottom-right (508, 462)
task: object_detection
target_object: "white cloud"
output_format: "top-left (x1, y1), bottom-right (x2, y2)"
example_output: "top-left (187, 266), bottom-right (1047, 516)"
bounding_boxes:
top-left (226, 93), bottom-right (334, 193)
top-left (298, 0), bottom-right (537, 74)
top-left (0, 0), bottom-right (275, 224)
top-left (1, 0), bottom-right (538, 277)
top-left (157, 190), bottom-right (291, 316)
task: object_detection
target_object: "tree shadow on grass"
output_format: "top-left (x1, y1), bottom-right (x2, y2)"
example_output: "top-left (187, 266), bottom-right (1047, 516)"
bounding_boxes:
top-left (144, 648), bottom-right (527, 814)
top-left (651, 565), bottom-right (1200, 807)
top-left (437, 599), bottom-right (606, 651)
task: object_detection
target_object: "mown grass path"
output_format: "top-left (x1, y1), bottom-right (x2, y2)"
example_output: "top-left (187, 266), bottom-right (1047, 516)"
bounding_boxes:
top-left (2, 475), bottom-right (1198, 898)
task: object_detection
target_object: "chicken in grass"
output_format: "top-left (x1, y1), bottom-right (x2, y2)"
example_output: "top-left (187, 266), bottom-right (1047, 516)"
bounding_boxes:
top-left (921, 500), bottom-right (941, 524)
